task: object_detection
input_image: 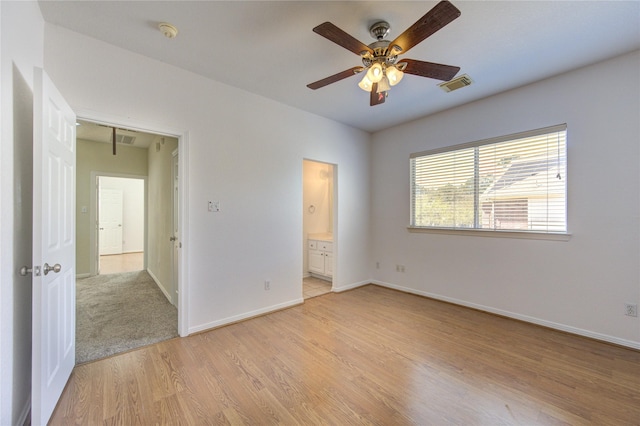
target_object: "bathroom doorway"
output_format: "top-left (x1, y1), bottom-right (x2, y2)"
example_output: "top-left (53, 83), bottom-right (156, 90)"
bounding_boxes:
top-left (302, 160), bottom-right (335, 299)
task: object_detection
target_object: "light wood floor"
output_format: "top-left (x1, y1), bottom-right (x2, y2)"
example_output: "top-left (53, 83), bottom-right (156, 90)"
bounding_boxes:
top-left (50, 285), bottom-right (640, 425)
top-left (303, 276), bottom-right (332, 299)
top-left (99, 252), bottom-right (144, 275)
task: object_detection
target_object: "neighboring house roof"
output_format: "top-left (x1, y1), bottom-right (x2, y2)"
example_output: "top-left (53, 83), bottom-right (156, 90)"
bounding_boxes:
top-left (482, 157), bottom-right (565, 200)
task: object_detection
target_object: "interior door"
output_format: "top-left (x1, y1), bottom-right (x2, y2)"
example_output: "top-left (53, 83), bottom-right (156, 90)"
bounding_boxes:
top-left (32, 68), bottom-right (76, 425)
top-left (99, 187), bottom-right (123, 255)
top-left (171, 150), bottom-right (179, 306)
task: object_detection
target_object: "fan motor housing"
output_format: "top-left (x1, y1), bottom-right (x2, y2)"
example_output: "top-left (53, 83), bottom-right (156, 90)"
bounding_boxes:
top-left (369, 21), bottom-right (390, 40)
top-left (362, 39), bottom-right (398, 68)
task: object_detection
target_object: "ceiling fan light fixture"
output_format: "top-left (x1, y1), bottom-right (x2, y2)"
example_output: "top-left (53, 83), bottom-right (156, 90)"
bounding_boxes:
top-left (376, 76), bottom-right (391, 93)
top-left (366, 63), bottom-right (383, 83)
top-left (386, 65), bottom-right (404, 86)
top-left (307, 0), bottom-right (462, 106)
top-left (358, 75), bottom-right (373, 92)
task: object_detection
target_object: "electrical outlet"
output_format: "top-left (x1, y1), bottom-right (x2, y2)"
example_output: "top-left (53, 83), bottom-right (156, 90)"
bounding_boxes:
top-left (264, 280), bottom-right (271, 291)
top-left (624, 303), bottom-right (638, 317)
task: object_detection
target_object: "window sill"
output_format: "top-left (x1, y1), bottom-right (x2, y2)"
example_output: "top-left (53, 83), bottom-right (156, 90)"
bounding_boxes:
top-left (407, 226), bottom-right (572, 241)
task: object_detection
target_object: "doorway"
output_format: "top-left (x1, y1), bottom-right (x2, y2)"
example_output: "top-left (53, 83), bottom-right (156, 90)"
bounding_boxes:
top-left (75, 119), bottom-right (182, 362)
top-left (302, 159), bottom-right (335, 299)
top-left (73, 115), bottom-right (187, 337)
top-left (97, 176), bottom-right (145, 274)
top-left (76, 119), bottom-right (179, 291)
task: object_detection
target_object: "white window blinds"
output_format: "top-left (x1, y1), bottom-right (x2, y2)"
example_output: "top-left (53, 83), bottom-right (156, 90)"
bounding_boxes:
top-left (410, 124), bottom-right (567, 233)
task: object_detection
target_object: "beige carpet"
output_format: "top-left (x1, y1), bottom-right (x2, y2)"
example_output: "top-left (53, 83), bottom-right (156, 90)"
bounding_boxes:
top-left (76, 271), bottom-right (178, 364)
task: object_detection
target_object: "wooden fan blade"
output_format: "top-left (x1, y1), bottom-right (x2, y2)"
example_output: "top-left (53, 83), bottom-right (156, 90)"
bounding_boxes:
top-left (401, 58), bottom-right (460, 81)
top-left (370, 83), bottom-right (386, 106)
top-left (313, 22), bottom-right (374, 56)
top-left (389, 1), bottom-right (461, 55)
top-left (307, 66), bottom-right (364, 90)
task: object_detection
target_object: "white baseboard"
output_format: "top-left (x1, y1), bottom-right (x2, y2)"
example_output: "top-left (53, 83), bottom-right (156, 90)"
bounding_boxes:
top-left (187, 278), bottom-right (369, 335)
top-left (309, 272), bottom-right (332, 282)
top-left (76, 273), bottom-right (91, 279)
top-left (146, 268), bottom-right (171, 303)
top-left (332, 279), bottom-right (370, 293)
top-left (371, 280), bottom-right (640, 350)
top-left (189, 298), bottom-right (304, 335)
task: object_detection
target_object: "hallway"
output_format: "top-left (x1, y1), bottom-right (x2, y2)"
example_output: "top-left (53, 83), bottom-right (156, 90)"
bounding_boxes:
top-left (99, 252), bottom-right (143, 274)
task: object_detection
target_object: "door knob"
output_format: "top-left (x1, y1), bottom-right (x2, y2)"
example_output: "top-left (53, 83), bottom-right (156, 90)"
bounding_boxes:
top-left (43, 263), bottom-right (61, 275)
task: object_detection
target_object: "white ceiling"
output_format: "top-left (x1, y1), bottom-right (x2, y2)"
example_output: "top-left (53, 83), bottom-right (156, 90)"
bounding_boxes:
top-left (38, 1), bottom-right (640, 133)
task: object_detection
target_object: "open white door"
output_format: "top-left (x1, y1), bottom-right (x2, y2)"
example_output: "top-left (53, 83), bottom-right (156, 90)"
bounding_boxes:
top-left (171, 149), bottom-right (179, 306)
top-left (32, 68), bottom-right (76, 425)
top-left (98, 187), bottom-right (124, 255)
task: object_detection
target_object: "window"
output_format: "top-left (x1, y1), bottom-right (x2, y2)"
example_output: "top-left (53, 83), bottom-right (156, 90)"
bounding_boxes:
top-left (410, 124), bottom-right (567, 234)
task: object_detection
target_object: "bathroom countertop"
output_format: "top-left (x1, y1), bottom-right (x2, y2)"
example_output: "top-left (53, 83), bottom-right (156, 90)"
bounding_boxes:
top-left (308, 233), bottom-right (333, 242)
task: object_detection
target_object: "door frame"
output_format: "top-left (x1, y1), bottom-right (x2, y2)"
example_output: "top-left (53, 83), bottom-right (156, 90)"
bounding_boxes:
top-left (91, 173), bottom-right (147, 275)
top-left (76, 108), bottom-right (190, 337)
top-left (302, 158), bottom-right (338, 288)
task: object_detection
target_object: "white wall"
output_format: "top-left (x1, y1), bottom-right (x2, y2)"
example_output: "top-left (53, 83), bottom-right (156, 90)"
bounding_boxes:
top-left (371, 50), bottom-right (640, 348)
top-left (0, 2), bottom-right (44, 424)
top-left (43, 24), bottom-right (372, 333)
top-left (99, 176), bottom-right (145, 254)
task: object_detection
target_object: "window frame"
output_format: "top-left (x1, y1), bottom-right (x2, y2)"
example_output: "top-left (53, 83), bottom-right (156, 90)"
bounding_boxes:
top-left (409, 124), bottom-right (570, 241)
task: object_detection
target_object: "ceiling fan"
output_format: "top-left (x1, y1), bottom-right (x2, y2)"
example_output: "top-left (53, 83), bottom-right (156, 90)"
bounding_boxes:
top-left (307, 0), bottom-right (462, 106)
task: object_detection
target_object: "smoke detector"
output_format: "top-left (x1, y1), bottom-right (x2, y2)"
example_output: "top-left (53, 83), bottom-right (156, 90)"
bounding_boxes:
top-left (158, 22), bottom-right (178, 39)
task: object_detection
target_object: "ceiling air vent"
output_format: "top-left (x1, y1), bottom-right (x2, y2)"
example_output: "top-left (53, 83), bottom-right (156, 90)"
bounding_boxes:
top-left (116, 134), bottom-right (136, 145)
top-left (438, 74), bottom-right (473, 93)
